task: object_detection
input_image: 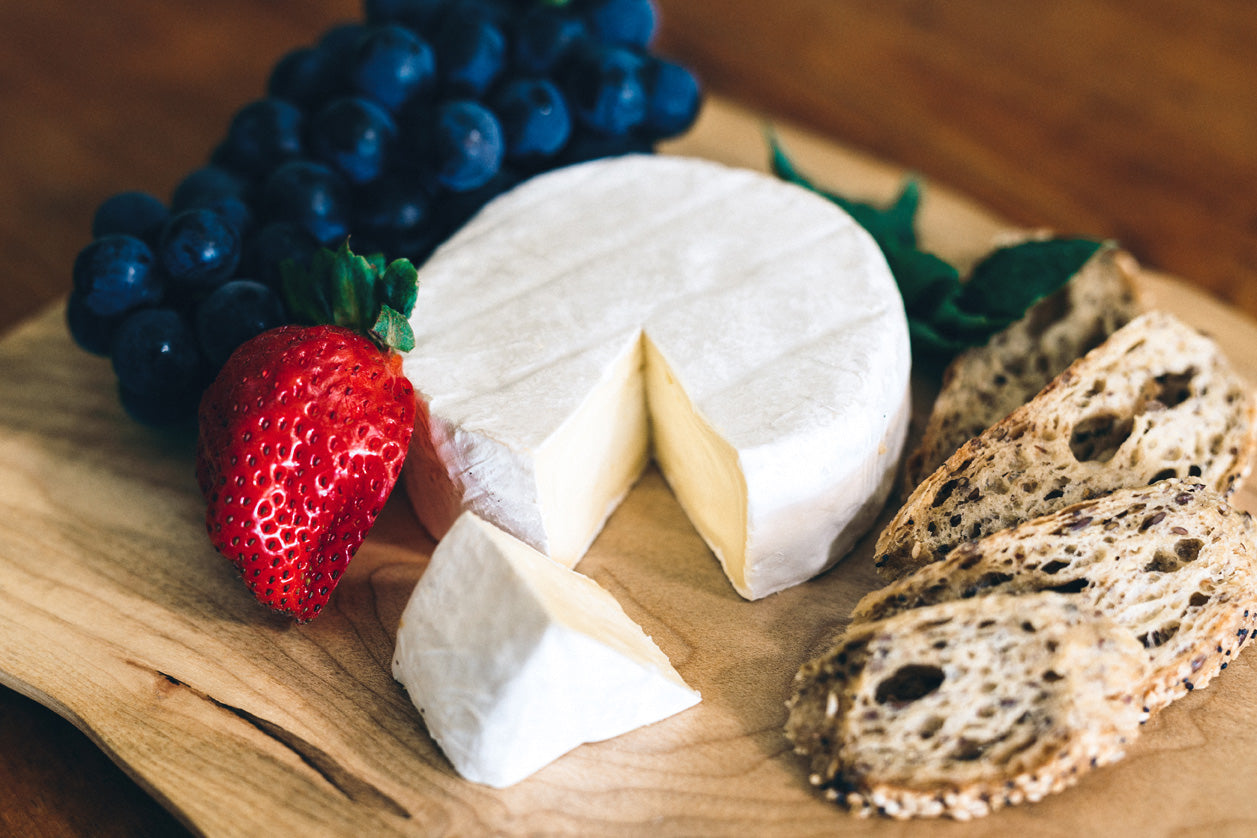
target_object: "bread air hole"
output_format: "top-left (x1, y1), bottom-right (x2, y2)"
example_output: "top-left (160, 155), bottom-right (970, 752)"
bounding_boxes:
top-left (1139, 623), bottom-right (1180, 648)
top-left (1025, 286), bottom-right (1072, 339)
top-left (961, 572), bottom-right (1014, 598)
top-left (919, 715), bottom-right (946, 739)
top-left (1069, 410), bottom-right (1134, 463)
top-left (1152, 369), bottom-right (1195, 409)
top-left (874, 664), bottom-right (946, 705)
top-left (1044, 577), bottom-right (1090, 595)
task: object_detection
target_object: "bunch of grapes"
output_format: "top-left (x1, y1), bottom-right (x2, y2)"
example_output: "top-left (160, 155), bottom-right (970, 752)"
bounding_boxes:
top-left (68, 0), bottom-right (702, 425)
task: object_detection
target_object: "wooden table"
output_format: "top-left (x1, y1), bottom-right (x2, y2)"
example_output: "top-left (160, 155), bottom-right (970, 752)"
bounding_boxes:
top-left (1, 1), bottom-right (1255, 835)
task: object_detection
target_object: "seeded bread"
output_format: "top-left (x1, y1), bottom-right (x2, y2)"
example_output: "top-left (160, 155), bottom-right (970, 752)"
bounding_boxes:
top-left (902, 245), bottom-right (1143, 491)
top-left (876, 310), bottom-right (1257, 579)
top-left (785, 592), bottom-right (1147, 820)
top-left (854, 479), bottom-right (1257, 712)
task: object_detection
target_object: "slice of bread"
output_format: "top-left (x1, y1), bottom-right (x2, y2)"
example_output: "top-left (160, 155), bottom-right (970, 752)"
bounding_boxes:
top-left (876, 310), bottom-right (1256, 579)
top-left (854, 479), bottom-right (1257, 712)
top-left (785, 592), bottom-right (1147, 820)
top-left (902, 245), bottom-right (1143, 491)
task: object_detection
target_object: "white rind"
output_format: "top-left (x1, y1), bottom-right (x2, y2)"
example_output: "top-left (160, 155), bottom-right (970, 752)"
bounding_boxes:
top-left (402, 154), bottom-right (911, 599)
top-left (391, 512), bottom-right (700, 788)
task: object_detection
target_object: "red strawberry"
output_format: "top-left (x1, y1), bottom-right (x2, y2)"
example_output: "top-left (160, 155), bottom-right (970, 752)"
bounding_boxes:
top-left (196, 243), bottom-right (419, 621)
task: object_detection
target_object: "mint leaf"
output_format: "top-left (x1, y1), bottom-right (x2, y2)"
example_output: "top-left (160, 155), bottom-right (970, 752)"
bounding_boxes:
top-left (767, 127), bottom-right (919, 251)
top-left (960, 238), bottom-right (1103, 322)
top-left (884, 245), bottom-right (959, 313)
top-left (766, 132), bottom-right (1103, 361)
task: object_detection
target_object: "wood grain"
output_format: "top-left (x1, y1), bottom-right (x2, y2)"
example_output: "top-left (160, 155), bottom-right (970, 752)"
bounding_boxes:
top-left (4, 1), bottom-right (1257, 833)
top-left (652, 0), bottom-right (1257, 318)
top-left (4, 96), bottom-right (1257, 836)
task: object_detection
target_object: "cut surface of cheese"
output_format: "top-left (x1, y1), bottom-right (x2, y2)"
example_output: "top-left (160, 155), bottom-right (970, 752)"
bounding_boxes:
top-left (391, 511), bottom-right (700, 789)
top-left (402, 155), bottom-right (911, 599)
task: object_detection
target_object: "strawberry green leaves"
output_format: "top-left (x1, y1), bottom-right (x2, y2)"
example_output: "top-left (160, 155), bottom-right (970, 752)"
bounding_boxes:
top-left (280, 240), bottom-right (419, 352)
top-left (767, 131), bottom-right (1102, 360)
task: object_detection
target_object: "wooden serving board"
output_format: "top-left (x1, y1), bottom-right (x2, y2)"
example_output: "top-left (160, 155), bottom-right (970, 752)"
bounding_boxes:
top-left (4, 98), bottom-right (1257, 837)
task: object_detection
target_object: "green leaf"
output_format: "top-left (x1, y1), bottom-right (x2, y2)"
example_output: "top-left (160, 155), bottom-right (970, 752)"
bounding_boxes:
top-left (883, 243), bottom-right (959, 314)
top-left (281, 251), bottom-right (335, 326)
top-left (767, 127), bottom-right (919, 251)
top-left (364, 251), bottom-right (387, 276)
top-left (277, 241), bottom-right (421, 343)
top-left (371, 304), bottom-right (416, 353)
top-left (765, 130), bottom-right (1106, 362)
top-left (327, 242), bottom-right (379, 331)
top-left (960, 238), bottom-right (1104, 322)
top-left (381, 258), bottom-right (420, 319)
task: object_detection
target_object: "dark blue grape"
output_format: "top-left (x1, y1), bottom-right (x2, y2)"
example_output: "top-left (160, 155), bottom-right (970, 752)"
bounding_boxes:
top-left (351, 24), bottom-right (437, 112)
top-left (243, 222), bottom-right (320, 291)
top-left (219, 98), bottom-right (305, 178)
top-left (364, 0), bottom-right (451, 32)
top-left (585, 0), bottom-right (657, 48)
top-left (194, 280), bottom-right (287, 368)
top-left (427, 100), bottom-right (504, 191)
top-left (198, 195), bottom-right (254, 237)
top-left (557, 125), bottom-right (653, 166)
top-left (321, 22), bottom-right (372, 69)
top-left (311, 24), bottom-right (374, 104)
top-left (355, 171), bottom-right (435, 252)
top-left (158, 208), bottom-right (242, 290)
top-left (435, 5), bottom-right (506, 97)
top-left (513, 7), bottom-right (589, 75)
top-left (171, 166), bottom-right (248, 214)
top-left (117, 380), bottom-right (203, 427)
top-left (431, 166), bottom-right (521, 235)
top-left (310, 97), bottom-right (398, 185)
top-left (110, 308), bottom-right (205, 401)
top-left (66, 289), bottom-right (128, 356)
top-left (91, 191), bottom-right (168, 243)
top-left (561, 44), bottom-right (648, 136)
top-left (491, 78), bottom-right (571, 163)
top-left (72, 235), bottom-right (163, 317)
top-left (641, 57), bottom-right (702, 140)
top-left (261, 160), bottom-right (352, 246)
top-left (268, 47), bottom-right (336, 111)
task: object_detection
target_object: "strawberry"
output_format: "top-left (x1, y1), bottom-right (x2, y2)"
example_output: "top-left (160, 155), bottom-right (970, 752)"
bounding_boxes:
top-left (196, 242), bottom-right (418, 621)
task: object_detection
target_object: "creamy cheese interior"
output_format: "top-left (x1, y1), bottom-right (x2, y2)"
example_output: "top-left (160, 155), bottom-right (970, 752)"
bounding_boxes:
top-left (535, 332), bottom-right (648, 562)
top-left (643, 335), bottom-right (750, 593)
top-left (402, 155), bottom-right (911, 600)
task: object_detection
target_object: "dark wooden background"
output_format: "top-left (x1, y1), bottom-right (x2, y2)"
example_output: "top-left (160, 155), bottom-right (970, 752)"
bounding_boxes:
top-left (2, 1), bottom-right (1255, 834)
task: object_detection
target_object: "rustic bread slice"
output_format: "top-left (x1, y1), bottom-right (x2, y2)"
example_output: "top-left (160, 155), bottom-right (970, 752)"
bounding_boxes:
top-left (854, 479), bottom-right (1257, 712)
top-left (876, 310), bottom-right (1256, 579)
top-left (902, 245), bottom-right (1143, 491)
top-left (785, 592), bottom-right (1147, 820)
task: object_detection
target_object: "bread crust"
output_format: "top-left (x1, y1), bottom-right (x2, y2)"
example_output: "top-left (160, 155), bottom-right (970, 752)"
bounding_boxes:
top-left (902, 246), bottom-right (1144, 491)
top-left (855, 479), bottom-right (1257, 713)
top-left (785, 593), bottom-right (1147, 820)
top-left (877, 310), bottom-right (1257, 579)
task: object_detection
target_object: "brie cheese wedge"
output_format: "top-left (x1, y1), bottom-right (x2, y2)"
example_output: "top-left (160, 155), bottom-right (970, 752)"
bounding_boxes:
top-left (391, 511), bottom-right (700, 788)
top-left (402, 155), bottom-right (911, 599)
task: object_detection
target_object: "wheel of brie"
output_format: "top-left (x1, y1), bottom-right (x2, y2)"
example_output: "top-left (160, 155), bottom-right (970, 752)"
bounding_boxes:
top-left (401, 154), bottom-right (911, 600)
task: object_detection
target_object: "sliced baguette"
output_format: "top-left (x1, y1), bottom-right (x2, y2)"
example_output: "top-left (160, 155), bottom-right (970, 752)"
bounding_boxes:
top-left (785, 592), bottom-right (1147, 820)
top-left (876, 310), bottom-right (1257, 579)
top-left (854, 479), bottom-right (1257, 712)
top-left (902, 245), bottom-right (1143, 491)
